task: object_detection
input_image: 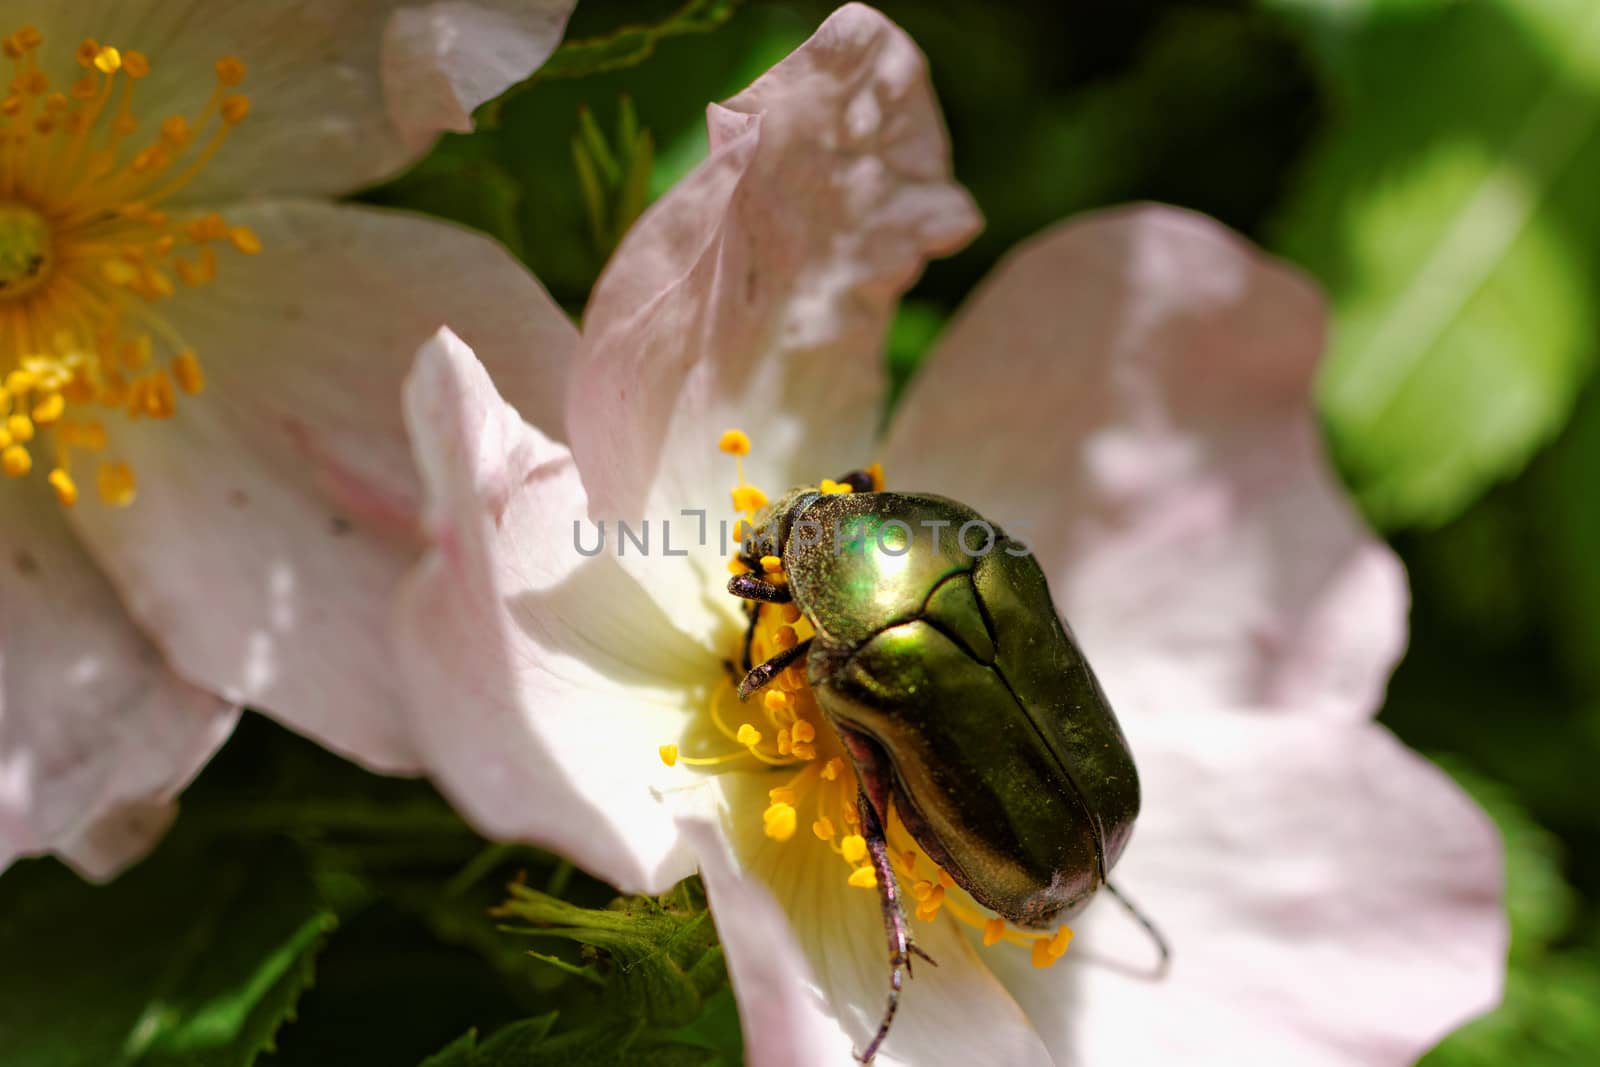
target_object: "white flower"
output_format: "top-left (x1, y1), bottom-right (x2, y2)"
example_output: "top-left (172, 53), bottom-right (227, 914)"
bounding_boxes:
top-left (0, 0), bottom-right (575, 878)
top-left (386, 6), bottom-right (1506, 1064)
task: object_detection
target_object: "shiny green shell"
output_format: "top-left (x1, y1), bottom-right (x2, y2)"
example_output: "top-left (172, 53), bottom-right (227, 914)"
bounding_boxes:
top-left (772, 489), bottom-right (1139, 928)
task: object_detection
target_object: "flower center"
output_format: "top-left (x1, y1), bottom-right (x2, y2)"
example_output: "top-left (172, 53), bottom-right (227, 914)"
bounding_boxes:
top-left (0, 201), bottom-right (52, 296)
top-left (657, 431), bottom-right (1075, 970)
top-left (0, 27), bottom-right (257, 506)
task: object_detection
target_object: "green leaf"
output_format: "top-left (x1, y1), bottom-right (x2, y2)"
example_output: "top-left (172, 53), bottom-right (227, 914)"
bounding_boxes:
top-left (492, 880), bottom-right (727, 1028)
top-left (422, 1016), bottom-right (719, 1067)
top-left (1270, 0), bottom-right (1600, 528)
top-left (0, 837), bottom-right (335, 1067)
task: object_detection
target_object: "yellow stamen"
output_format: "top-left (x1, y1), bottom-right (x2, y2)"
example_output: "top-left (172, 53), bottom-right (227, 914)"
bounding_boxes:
top-left (47, 466), bottom-right (76, 505)
top-left (717, 428), bottom-right (751, 455)
top-left (0, 26), bottom-right (256, 506)
top-left (983, 917), bottom-right (1006, 947)
top-left (2, 442), bottom-right (29, 476)
top-left (731, 485), bottom-right (768, 513)
top-left (763, 801), bottom-right (797, 842)
top-left (736, 723), bottom-right (762, 747)
top-left (95, 460), bottom-right (134, 505)
top-left (848, 866), bottom-right (878, 889)
top-left (658, 744), bottom-right (679, 767)
top-left (840, 835), bottom-right (868, 864)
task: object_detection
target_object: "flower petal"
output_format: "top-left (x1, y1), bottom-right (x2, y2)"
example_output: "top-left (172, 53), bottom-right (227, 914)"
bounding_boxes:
top-left (28, 0), bottom-right (573, 200)
top-left (0, 478), bottom-right (237, 881)
top-left (66, 201), bottom-right (575, 774)
top-left (683, 818), bottom-right (859, 1067)
top-left (382, 0), bottom-right (574, 152)
top-left (567, 2), bottom-right (980, 648)
top-left (392, 330), bottom-right (717, 892)
top-left (717, 771), bottom-right (1052, 1066)
top-left (883, 205), bottom-right (1406, 721)
top-left (982, 712), bottom-right (1505, 1067)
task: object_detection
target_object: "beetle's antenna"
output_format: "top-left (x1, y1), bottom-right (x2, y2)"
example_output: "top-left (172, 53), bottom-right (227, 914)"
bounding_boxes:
top-left (1104, 881), bottom-right (1171, 977)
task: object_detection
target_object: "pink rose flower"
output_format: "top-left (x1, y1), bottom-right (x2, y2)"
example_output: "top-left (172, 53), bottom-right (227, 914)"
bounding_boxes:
top-left (0, 0), bottom-right (575, 878)
top-left (389, 5), bottom-right (1507, 1063)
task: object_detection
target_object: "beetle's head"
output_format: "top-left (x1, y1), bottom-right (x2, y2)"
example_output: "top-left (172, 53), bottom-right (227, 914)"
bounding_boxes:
top-left (736, 486), bottom-right (820, 567)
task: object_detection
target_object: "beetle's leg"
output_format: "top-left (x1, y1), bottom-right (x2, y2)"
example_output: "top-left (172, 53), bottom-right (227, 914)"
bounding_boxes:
top-left (855, 791), bottom-right (919, 1064)
top-left (1105, 881), bottom-right (1171, 977)
top-left (736, 638), bottom-right (812, 701)
top-left (727, 573), bottom-right (792, 603)
top-left (739, 601), bottom-right (761, 673)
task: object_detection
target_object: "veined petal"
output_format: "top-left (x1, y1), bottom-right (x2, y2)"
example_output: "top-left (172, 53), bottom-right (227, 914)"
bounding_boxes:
top-left (0, 477), bottom-right (237, 881)
top-left (568, 2), bottom-right (980, 649)
top-left (20, 0), bottom-right (574, 201)
top-left (983, 711), bottom-right (1505, 1067)
top-left (67, 201), bottom-right (576, 774)
top-left (394, 330), bottom-right (717, 893)
top-left (718, 771), bottom-right (1053, 1067)
top-left (883, 205), bottom-right (1406, 722)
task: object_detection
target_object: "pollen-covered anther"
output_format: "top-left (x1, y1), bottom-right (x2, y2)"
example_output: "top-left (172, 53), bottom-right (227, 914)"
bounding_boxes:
top-left (818, 477), bottom-right (853, 495)
top-left (841, 834), bottom-right (868, 864)
top-left (731, 485), bottom-right (768, 513)
top-left (982, 917), bottom-right (1006, 947)
top-left (736, 723), bottom-right (762, 748)
top-left (1030, 927), bottom-right (1074, 969)
top-left (658, 744), bottom-right (679, 767)
top-left (718, 428), bottom-right (752, 455)
top-left (848, 867), bottom-right (878, 889)
top-left (763, 801), bottom-right (798, 842)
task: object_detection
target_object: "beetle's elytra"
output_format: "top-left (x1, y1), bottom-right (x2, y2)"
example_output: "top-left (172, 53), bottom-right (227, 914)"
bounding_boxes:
top-left (728, 473), bottom-right (1143, 1062)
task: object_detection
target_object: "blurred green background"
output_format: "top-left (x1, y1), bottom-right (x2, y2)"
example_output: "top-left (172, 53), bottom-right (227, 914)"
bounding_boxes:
top-left (5, 0), bottom-right (1600, 1062)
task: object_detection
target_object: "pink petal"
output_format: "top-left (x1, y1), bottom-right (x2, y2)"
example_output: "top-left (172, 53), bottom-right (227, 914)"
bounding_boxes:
top-left (567, 2), bottom-right (981, 648)
top-left (883, 205), bottom-right (1406, 722)
top-left (0, 478), bottom-right (237, 880)
top-left (33, 1), bottom-right (571, 201)
top-left (383, 0), bottom-right (575, 152)
top-left (716, 772), bottom-right (1052, 1066)
top-left (984, 712), bottom-right (1505, 1066)
top-left (67, 201), bottom-right (575, 774)
top-left (393, 330), bottom-right (717, 892)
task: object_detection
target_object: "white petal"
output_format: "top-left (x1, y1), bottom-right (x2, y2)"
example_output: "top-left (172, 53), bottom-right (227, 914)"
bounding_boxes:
top-left (23, 0), bottom-right (573, 200)
top-left (718, 771), bottom-right (1052, 1066)
top-left (684, 818), bottom-right (859, 1067)
top-left (0, 477), bottom-right (237, 880)
top-left (884, 205), bottom-right (1406, 721)
top-left (567, 3), bottom-right (980, 649)
top-left (393, 330), bottom-right (716, 892)
top-left (982, 712), bottom-right (1505, 1067)
top-left (67, 201), bottom-right (575, 774)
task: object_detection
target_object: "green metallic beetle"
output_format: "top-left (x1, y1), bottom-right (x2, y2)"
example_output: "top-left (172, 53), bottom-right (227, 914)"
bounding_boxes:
top-left (728, 471), bottom-right (1158, 1062)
